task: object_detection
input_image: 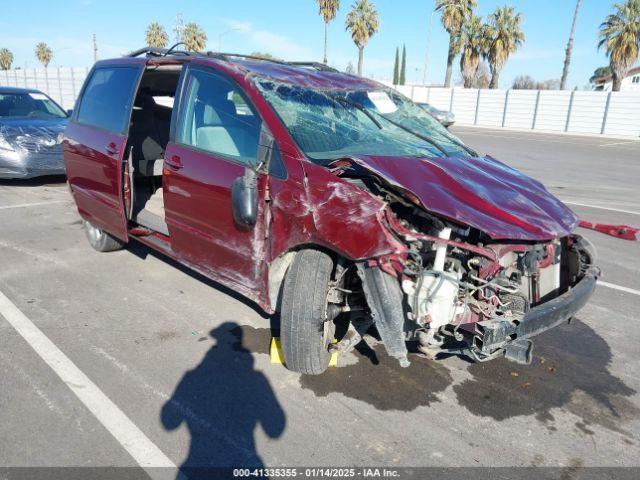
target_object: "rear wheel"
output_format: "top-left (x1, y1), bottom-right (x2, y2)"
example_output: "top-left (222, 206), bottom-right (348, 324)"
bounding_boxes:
top-left (280, 249), bottom-right (335, 375)
top-left (83, 220), bottom-right (125, 252)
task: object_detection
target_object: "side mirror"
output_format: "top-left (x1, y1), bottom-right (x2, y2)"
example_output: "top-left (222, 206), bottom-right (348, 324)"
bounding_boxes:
top-left (231, 168), bottom-right (258, 229)
top-left (66, 109), bottom-right (73, 117)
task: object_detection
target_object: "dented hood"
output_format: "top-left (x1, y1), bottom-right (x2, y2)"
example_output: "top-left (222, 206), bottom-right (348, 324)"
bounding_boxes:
top-left (340, 154), bottom-right (578, 241)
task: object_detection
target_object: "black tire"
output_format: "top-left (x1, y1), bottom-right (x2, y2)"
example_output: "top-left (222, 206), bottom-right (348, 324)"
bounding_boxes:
top-left (280, 249), bottom-right (335, 375)
top-left (83, 220), bottom-right (125, 252)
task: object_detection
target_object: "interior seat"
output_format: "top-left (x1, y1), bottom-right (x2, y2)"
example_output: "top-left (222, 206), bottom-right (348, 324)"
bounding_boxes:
top-left (193, 93), bottom-right (259, 160)
top-left (129, 91), bottom-right (169, 176)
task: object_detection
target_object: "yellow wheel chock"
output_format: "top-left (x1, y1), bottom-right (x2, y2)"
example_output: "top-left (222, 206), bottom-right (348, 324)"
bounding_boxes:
top-left (270, 337), bottom-right (338, 367)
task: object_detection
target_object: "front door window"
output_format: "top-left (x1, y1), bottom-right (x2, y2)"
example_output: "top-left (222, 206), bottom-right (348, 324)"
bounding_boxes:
top-left (176, 69), bottom-right (261, 167)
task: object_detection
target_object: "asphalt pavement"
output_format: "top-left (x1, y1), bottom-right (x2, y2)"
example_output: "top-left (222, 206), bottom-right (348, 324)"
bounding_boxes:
top-left (0, 126), bottom-right (639, 478)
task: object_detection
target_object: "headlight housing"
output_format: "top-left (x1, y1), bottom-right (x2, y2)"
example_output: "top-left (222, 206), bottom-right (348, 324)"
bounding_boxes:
top-left (0, 134), bottom-right (14, 151)
top-left (0, 134), bottom-right (22, 163)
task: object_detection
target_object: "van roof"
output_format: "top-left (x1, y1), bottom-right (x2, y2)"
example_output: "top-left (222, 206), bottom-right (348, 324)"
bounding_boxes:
top-left (96, 47), bottom-right (382, 92)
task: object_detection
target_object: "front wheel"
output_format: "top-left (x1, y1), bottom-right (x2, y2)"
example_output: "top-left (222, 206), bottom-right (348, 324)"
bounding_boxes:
top-left (280, 249), bottom-right (335, 375)
top-left (83, 220), bottom-right (125, 252)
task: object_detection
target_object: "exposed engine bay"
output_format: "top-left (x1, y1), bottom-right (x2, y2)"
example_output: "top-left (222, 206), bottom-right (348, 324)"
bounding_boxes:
top-left (325, 157), bottom-right (599, 366)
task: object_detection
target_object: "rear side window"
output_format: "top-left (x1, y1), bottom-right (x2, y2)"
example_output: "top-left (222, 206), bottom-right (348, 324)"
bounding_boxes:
top-left (76, 67), bottom-right (140, 133)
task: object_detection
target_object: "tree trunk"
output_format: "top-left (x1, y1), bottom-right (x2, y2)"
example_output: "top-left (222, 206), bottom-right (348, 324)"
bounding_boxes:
top-left (357, 47), bottom-right (364, 76)
top-left (323, 22), bottom-right (328, 64)
top-left (612, 72), bottom-right (622, 92)
top-left (460, 52), bottom-right (478, 89)
top-left (490, 69), bottom-right (500, 89)
top-left (444, 33), bottom-right (456, 87)
top-left (560, 0), bottom-right (582, 90)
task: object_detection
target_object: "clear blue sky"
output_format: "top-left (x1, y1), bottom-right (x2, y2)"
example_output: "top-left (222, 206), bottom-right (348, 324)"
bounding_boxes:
top-left (0, 0), bottom-right (626, 89)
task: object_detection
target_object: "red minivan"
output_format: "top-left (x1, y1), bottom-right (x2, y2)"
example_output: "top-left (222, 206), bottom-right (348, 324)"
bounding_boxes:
top-left (64, 47), bottom-right (598, 375)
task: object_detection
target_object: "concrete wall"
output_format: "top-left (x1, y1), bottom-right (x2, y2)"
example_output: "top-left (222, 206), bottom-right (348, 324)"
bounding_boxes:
top-left (2, 68), bottom-right (640, 137)
top-left (396, 85), bottom-right (640, 137)
top-left (1, 67), bottom-right (90, 110)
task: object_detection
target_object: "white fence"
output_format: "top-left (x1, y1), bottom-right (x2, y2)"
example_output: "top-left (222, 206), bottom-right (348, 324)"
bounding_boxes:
top-left (396, 85), bottom-right (640, 137)
top-left (2, 68), bottom-right (640, 137)
top-left (1, 67), bottom-right (90, 111)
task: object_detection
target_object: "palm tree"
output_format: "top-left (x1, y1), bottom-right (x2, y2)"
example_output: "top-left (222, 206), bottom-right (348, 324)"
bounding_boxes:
top-left (35, 42), bottom-right (53, 68)
top-left (0, 48), bottom-right (13, 70)
top-left (345, 0), bottom-right (380, 76)
top-left (459, 14), bottom-right (487, 88)
top-left (145, 22), bottom-right (169, 49)
top-left (317, 0), bottom-right (340, 64)
top-left (436, 0), bottom-right (476, 88)
top-left (181, 22), bottom-right (207, 52)
top-left (560, 0), bottom-right (583, 90)
top-left (599, 0), bottom-right (640, 92)
top-left (485, 6), bottom-right (525, 89)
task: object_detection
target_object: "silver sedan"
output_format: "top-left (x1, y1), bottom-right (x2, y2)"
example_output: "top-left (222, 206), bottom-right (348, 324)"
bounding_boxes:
top-left (0, 87), bottom-right (68, 179)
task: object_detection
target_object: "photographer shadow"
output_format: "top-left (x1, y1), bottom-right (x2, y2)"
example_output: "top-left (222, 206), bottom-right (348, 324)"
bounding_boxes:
top-left (161, 322), bottom-right (285, 479)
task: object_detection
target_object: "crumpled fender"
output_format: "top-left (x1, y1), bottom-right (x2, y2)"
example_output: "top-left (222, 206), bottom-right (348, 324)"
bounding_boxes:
top-left (268, 158), bottom-right (407, 262)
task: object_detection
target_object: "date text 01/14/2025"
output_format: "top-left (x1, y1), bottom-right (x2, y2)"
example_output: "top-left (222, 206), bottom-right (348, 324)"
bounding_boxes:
top-left (232, 467), bottom-right (400, 478)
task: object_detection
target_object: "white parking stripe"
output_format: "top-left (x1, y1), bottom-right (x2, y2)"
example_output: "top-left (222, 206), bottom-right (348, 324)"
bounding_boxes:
top-left (0, 289), bottom-right (177, 470)
top-left (564, 201), bottom-right (640, 216)
top-left (0, 200), bottom-right (66, 210)
top-left (599, 281), bottom-right (640, 297)
top-left (600, 140), bottom-right (640, 147)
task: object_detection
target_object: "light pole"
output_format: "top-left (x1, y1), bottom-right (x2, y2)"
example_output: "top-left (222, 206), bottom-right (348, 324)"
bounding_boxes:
top-left (422, 2), bottom-right (463, 86)
top-left (218, 28), bottom-right (240, 52)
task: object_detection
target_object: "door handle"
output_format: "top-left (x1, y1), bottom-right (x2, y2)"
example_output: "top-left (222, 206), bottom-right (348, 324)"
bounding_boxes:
top-left (105, 143), bottom-right (118, 155)
top-left (165, 155), bottom-right (183, 170)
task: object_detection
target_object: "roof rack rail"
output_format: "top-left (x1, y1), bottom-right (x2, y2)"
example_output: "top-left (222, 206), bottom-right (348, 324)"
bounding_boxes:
top-left (209, 55), bottom-right (342, 73)
top-left (127, 44), bottom-right (198, 58)
top-left (207, 52), bottom-right (289, 65)
top-left (125, 48), bottom-right (345, 74)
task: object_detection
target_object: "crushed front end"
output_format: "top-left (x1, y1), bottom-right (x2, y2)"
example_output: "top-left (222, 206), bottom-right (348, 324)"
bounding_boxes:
top-left (328, 155), bottom-right (600, 366)
top-left (380, 209), bottom-right (599, 364)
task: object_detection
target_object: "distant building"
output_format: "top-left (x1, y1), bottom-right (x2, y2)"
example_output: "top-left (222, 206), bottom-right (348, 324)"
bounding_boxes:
top-left (593, 66), bottom-right (640, 92)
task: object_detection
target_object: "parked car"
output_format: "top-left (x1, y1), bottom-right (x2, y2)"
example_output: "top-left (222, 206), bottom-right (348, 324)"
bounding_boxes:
top-left (417, 102), bottom-right (455, 128)
top-left (0, 87), bottom-right (68, 179)
top-left (64, 48), bottom-right (599, 375)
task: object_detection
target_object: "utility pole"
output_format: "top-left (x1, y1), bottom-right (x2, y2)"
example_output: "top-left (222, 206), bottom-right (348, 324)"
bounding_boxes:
top-left (93, 34), bottom-right (98, 63)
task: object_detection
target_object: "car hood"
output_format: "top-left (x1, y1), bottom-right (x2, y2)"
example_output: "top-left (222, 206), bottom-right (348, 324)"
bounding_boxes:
top-left (337, 154), bottom-right (578, 241)
top-left (0, 117), bottom-right (67, 148)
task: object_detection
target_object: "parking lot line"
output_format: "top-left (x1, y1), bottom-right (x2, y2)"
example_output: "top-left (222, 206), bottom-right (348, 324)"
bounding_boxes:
top-left (0, 200), bottom-right (67, 210)
top-left (600, 140), bottom-right (640, 147)
top-left (0, 289), bottom-right (176, 470)
top-left (564, 201), bottom-right (640, 216)
top-left (599, 281), bottom-right (640, 297)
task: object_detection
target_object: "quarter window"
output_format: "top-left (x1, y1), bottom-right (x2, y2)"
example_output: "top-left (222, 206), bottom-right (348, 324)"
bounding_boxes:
top-left (77, 67), bottom-right (140, 133)
top-left (176, 69), bottom-right (261, 165)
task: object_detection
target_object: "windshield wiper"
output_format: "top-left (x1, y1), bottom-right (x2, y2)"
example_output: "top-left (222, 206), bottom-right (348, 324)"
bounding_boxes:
top-left (432, 126), bottom-right (478, 157)
top-left (347, 95), bottom-right (477, 158)
top-left (327, 94), bottom-right (383, 130)
top-left (362, 106), bottom-right (449, 156)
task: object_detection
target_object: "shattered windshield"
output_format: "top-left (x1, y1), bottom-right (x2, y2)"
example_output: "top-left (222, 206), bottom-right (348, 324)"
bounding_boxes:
top-left (0, 93), bottom-right (67, 119)
top-left (256, 81), bottom-right (471, 163)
